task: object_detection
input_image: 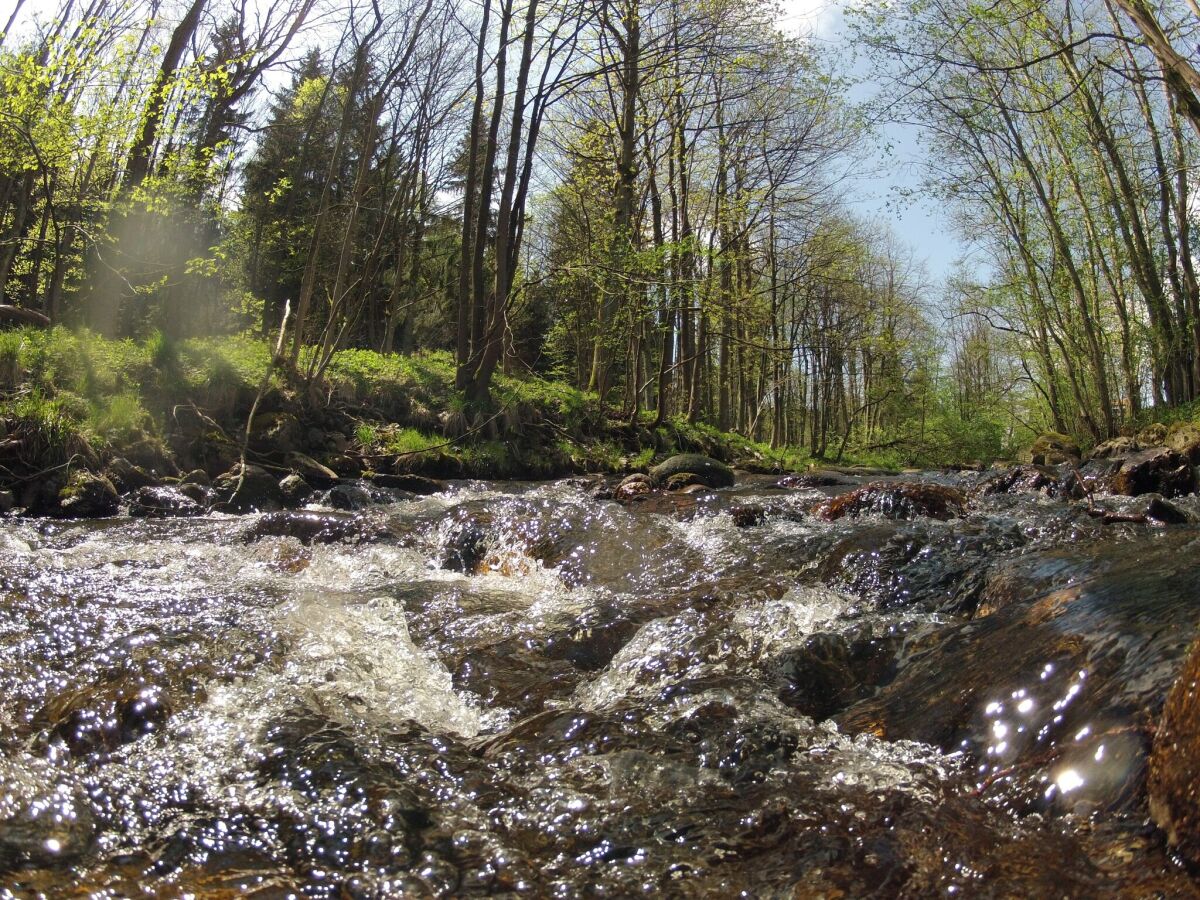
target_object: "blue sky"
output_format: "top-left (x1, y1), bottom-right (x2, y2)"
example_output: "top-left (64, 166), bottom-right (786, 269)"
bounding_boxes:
top-left (777, 0), bottom-right (968, 282)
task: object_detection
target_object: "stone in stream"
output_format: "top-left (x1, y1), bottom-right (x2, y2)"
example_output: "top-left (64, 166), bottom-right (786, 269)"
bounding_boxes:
top-left (1164, 422), bottom-right (1200, 461)
top-left (127, 485), bottom-right (204, 518)
top-left (371, 473), bottom-right (445, 495)
top-left (1108, 447), bottom-right (1195, 498)
top-left (819, 482), bottom-right (965, 521)
top-left (1149, 636), bottom-right (1200, 866)
top-left (1088, 436), bottom-right (1140, 460)
top-left (773, 627), bottom-right (905, 721)
top-left (777, 470), bottom-right (857, 488)
top-left (837, 531), bottom-right (1200, 816)
top-left (614, 473), bottom-right (652, 502)
top-left (278, 473), bottom-right (313, 506)
top-left (974, 464), bottom-right (1083, 500)
top-left (245, 510), bottom-right (384, 545)
top-left (649, 453), bottom-right (734, 489)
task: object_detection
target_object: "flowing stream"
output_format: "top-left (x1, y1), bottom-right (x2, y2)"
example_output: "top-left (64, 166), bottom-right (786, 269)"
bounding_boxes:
top-left (1, 473), bottom-right (1198, 896)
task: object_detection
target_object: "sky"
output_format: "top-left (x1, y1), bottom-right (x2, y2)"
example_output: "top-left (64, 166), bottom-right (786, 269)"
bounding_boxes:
top-left (775, 0), bottom-right (969, 285)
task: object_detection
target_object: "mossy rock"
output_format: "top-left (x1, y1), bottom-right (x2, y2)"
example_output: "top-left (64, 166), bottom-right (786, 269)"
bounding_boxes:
top-left (57, 470), bottom-right (119, 518)
top-left (1137, 422), bottom-right (1168, 447)
top-left (649, 453), bottom-right (734, 488)
top-left (1029, 432), bottom-right (1080, 466)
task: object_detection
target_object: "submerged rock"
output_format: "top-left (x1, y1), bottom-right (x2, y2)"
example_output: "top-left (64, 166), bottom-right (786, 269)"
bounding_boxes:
top-left (37, 681), bottom-right (172, 756)
top-left (372, 473), bottom-right (445, 495)
top-left (127, 486), bottom-right (204, 518)
top-left (245, 510), bottom-right (382, 545)
top-left (838, 531), bottom-right (1200, 815)
top-left (649, 454), bottom-right (734, 489)
top-left (820, 482), bottom-right (965, 521)
top-left (1149, 637), bottom-right (1200, 866)
top-left (777, 470), bottom-right (856, 488)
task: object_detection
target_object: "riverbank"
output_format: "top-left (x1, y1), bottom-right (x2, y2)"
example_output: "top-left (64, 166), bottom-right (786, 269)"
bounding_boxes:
top-left (0, 327), bottom-right (824, 516)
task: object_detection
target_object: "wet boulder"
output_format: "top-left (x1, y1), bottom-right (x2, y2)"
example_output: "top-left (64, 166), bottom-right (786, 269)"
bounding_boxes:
top-left (838, 531), bottom-right (1200, 815)
top-left (974, 464), bottom-right (1083, 500)
top-left (664, 472), bottom-right (709, 492)
top-left (245, 510), bottom-right (382, 545)
top-left (614, 473), bottom-right (652, 502)
top-left (437, 512), bottom-right (490, 573)
top-left (214, 463), bottom-right (285, 513)
top-left (1108, 447), bottom-right (1194, 498)
top-left (56, 470), bottom-right (119, 518)
top-left (1029, 432), bottom-right (1080, 465)
top-left (325, 483), bottom-right (377, 511)
top-left (649, 454), bottom-right (734, 489)
top-left (820, 482), bottom-right (965, 521)
top-left (778, 470), bottom-right (856, 489)
top-left (372, 473), bottom-right (445, 495)
top-left (730, 504), bottom-right (766, 527)
top-left (127, 485), bottom-right (204, 518)
top-left (1149, 636), bottom-right (1200, 866)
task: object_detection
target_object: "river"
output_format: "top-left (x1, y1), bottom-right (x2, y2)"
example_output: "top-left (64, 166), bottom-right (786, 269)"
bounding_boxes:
top-left (1, 472), bottom-right (1197, 896)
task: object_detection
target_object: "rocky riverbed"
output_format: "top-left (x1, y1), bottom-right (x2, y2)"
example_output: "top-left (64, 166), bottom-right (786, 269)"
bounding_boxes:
top-left (2, 456), bottom-right (1200, 896)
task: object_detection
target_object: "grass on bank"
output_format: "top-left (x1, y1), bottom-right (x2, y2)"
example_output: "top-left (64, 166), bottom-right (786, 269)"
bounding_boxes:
top-left (0, 326), bottom-right (844, 477)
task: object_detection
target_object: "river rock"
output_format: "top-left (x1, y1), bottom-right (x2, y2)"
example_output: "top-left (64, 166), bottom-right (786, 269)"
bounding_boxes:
top-left (1108, 447), bottom-right (1195, 498)
top-left (1137, 422), bottom-right (1168, 447)
top-left (665, 472), bottom-right (709, 491)
top-left (180, 469), bottom-right (210, 486)
top-left (1029, 432), bottom-right (1080, 465)
top-left (372, 473), bottom-right (445, 494)
top-left (127, 486), bottom-right (204, 518)
top-left (774, 627), bottom-right (905, 721)
top-left (1164, 422), bottom-right (1200, 461)
top-left (615, 473), bottom-right (652, 501)
top-left (0, 489), bottom-right (12, 513)
top-left (778, 470), bottom-right (856, 488)
top-left (214, 463), bottom-right (285, 513)
top-left (838, 531), bottom-right (1200, 815)
top-left (105, 456), bottom-right (159, 491)
top-left (1088, 436), bottom-right (1139, 460)
top-left (649, 454), bottom-right (734, 489)
top-left (975, 464), bottom-right (1083, 500)
top-left (437, 511), bottom-right (490, 573)
top-left (325, 483), bottom-right (377, 511)
top-left (57, 470), bottom-right (119, 518)
top-left (246, 510), bottom-right (382, 545)
top-left (285, 451), bottom-right (338, 486)
top-left (279, 474), bottom-right (313, 506)
top-left (730, 504), bottom-right (766, 527)
top-left (1149, 636), bottom-right (1200, 866)
top-left (820, 482), bottom-right (965, 521)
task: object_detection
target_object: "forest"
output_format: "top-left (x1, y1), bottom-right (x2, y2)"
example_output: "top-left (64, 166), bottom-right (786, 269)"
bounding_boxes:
top-left (0, 0), bottom-right (1198, 465)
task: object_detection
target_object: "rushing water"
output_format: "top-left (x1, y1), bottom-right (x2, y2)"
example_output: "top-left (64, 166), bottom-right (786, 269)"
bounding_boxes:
top-left (0, 474), bottom-right (1198, 896)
